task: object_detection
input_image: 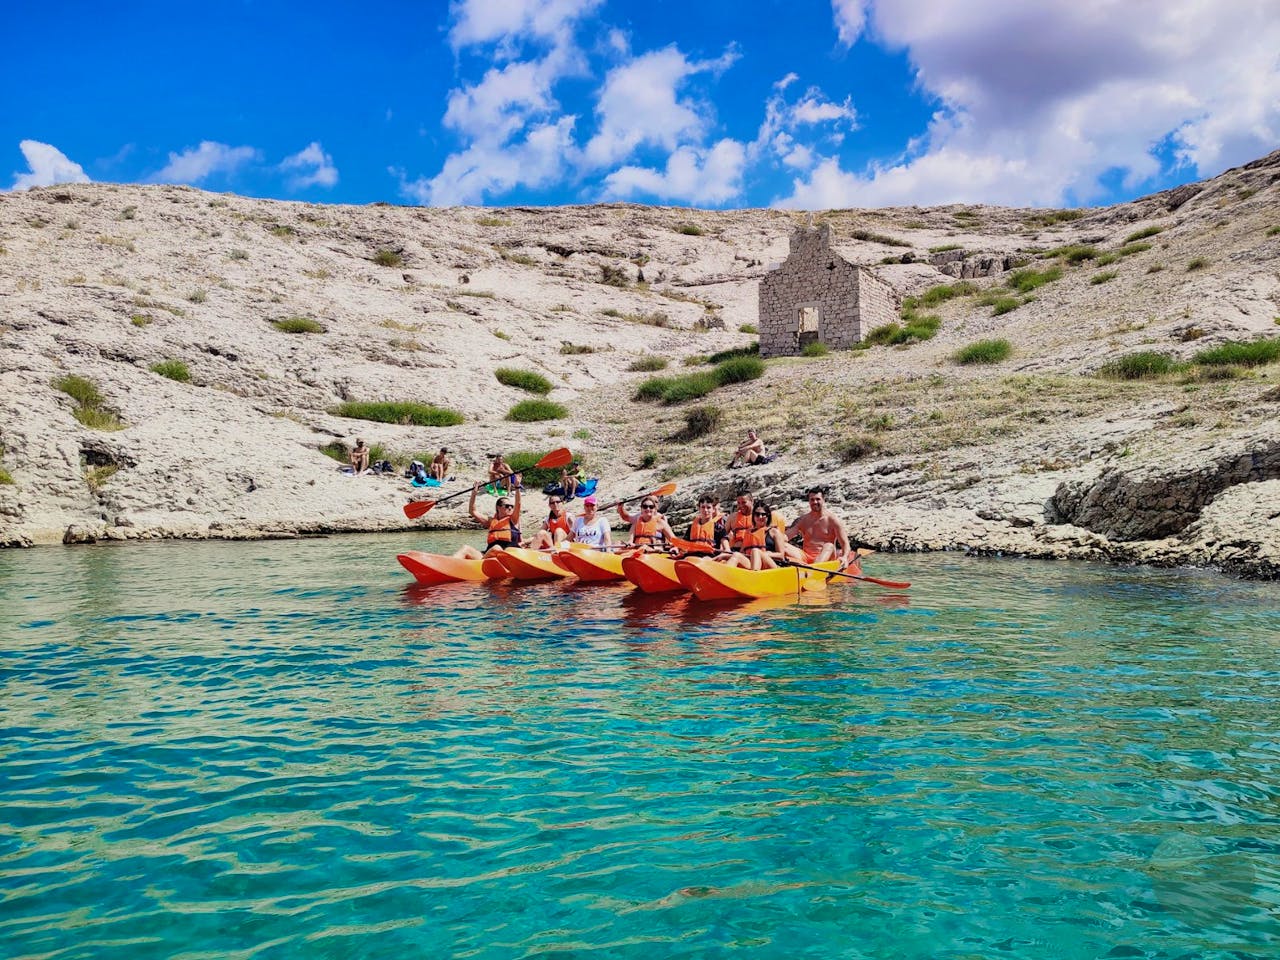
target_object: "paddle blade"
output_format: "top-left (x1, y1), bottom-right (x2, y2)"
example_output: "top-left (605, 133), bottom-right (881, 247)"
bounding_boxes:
top-left (403, 499), bottom-right (436, 520)
top-left (857, 574), bottom-right (911, 589)
top-left (649, 482), bottom-right (678, 498)
top-left (535, 447), bottom-right (574, 470)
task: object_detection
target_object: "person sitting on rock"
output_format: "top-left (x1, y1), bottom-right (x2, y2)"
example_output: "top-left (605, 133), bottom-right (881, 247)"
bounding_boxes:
top-left (488, 453), bottom-right (522, 493)
top-left (728, 429), bottom-right (766, 468)
top-left (349, 438), bottom-right (370, 475)
top-left (560, 462), bottom-right (586, 500)
top-left (430, 447), bottom-right (452, 481)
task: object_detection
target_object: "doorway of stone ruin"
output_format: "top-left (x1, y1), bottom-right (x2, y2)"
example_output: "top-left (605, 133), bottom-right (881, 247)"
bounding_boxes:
top-left (797, 304), bottom-right (821, 350)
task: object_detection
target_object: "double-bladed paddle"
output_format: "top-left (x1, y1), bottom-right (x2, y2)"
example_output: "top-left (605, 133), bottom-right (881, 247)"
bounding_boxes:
top-left (784, 559), bottom-right (910, 590)
top-left (403, 447), bottom-right (572, 520)
top-left (599, 481), bottom-right (677, 511)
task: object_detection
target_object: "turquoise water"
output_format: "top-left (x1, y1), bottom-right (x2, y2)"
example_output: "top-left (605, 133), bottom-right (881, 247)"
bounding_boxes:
top-left (2, 533), bottom-right (1279, 958)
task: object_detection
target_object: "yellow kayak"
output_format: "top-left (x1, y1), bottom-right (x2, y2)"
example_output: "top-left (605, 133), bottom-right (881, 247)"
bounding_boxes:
top-left (673, 557), bottom-right (844, 601)
top-left (491, 547), bottom-right (574, 580)
top-left (552, 547), bottom-right (628, 582)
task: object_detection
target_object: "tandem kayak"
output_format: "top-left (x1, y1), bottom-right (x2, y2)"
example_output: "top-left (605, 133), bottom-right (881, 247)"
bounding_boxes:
top-left (620, 552), bottom-right (685, 593)
top-left (397, 551), bottom-right (492, 585)
top-left (673, 557), bottom-right (848, 601)
top-left (489, 547), bottom-right (574, 580)
top-left (552, 547), bottom-right (628, 582)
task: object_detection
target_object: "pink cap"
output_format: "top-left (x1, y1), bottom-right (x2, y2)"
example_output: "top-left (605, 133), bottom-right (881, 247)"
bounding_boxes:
top-left (582, 495), bottom-right (597, 505)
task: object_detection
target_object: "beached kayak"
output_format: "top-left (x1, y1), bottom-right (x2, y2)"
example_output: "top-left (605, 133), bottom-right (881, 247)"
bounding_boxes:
top-left (673, 557), bottom-right (847, 601)
top-left (552, 547), bottom-right (628, 582)
top-left (621, 552), bottom-right (685, 593)
top-left (397, 551), bottom-right (491, 585)
top-left (490, 547), bottom-right (574, 580)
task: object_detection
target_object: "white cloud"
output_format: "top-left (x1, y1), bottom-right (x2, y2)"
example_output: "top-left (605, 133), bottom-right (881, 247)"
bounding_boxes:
top-left (401, 117), bottom-right (578, 206)
top-left (752, 80), bottom-right (858, 173)
top-left (449, 0), bottom-right (603, 51)
top-left (584, 46), bottom-right (737, 168)
top-left (798, 0), bottom-right (1280, 207)
top-left (280, 142), bottom-right (338, 190)
top-left (152, 141), bottom-right (257, 184)
top-left (9, 140), bottom-right (90, 190)
top-left (831, 0), bottom-right (870, 45)
top-left (602, 139), bottom-right (746, 205)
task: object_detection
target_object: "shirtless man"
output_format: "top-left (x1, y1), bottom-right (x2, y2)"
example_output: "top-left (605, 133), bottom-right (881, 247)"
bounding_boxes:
top-left (487, 453), bottom-right (521, 493)
top-left (430, 447), bottom-right (452, 481)
top-left (785, 487), bottom-right (851, 564)
top-left (728, 429), bottom-right (765, 468)
top-left (349, 438), bottom-right (370, 474)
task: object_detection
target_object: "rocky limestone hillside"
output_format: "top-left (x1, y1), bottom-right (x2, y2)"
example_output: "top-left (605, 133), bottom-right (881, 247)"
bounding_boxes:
top-left (1, 151), bottom-right (1278, 577)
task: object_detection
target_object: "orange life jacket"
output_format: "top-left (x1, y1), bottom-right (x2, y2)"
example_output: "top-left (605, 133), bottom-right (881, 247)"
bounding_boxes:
top-left (744, 526), bottom-right (772, 550)
top-left (487, 517), bottom-right (520, 546)
top-left (633, 516), bottom-right (661, 546)
top-left (546, 512), bottom-right (571, 536)
top-left (688, 513), bottom-right (720, 545)
top-left (729, 512), bottom-right (753, 549)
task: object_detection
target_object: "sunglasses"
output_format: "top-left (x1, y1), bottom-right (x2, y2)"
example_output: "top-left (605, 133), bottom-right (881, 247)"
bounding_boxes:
top-left (548, 499), bottom-right (562, 505)
top-left (496, 502), bottom-right (512, 510)
top-left (640, 503), bottom-right (657, 509)
top-left (753, 511), bottom-right (770, 518)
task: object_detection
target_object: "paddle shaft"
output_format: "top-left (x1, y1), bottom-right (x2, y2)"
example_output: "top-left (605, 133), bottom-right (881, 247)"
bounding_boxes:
top-left (783, 559), bottom-right (911, 589)
top-left (601, 482), bottom-right (677, 512)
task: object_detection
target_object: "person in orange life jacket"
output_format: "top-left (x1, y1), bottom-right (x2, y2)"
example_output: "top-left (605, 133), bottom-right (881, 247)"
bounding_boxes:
top-left (723, 500), bottom-right (786, 570)
top-left (452, 483), bottom-right (522, 560)
top-left (527, 494), bottom-right (572, 550)
top-left (784, 486), bottom-right (851, 564)
top-left (678, 494), bottom-right (724, 554)
top-left (626, 498), bottom-right (676, 550)
top-left (716, 492), bottom-right (783, 551)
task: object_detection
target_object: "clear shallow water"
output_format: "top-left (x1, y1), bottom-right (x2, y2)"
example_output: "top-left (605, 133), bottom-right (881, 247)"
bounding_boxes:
top-left (2, 533), bottom-right (1279, 959)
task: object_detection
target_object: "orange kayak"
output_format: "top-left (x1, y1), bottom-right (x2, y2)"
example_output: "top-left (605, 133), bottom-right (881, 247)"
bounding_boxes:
top-left (397, 551), bottom-right (491, 585)
top-left (673, 557), bottom-right (844, 601)
top-left (491, 547), bottom-right (573, 580)
top-left (621, 552), bottom-right (685, 593)
top-left (481, 555), bottom-right (512, 579)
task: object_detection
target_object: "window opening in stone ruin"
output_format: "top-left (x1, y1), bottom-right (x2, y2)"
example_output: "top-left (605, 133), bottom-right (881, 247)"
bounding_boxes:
top-left (797, 305), bottom-right (820, 349)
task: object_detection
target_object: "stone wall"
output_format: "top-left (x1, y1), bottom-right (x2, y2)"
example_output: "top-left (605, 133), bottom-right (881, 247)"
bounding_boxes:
top-left (758, 222), bottom-right (898, 357)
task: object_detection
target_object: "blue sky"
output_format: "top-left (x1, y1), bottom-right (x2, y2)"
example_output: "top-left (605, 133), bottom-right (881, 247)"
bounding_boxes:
top-left (4, 0), bottom-right (1278, 209)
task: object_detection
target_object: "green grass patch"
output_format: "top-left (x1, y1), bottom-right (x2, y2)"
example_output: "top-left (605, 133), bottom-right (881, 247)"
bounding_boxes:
top-left (678, 405), bottom-right (722, 440)
top-left (1090, 270), bottom-right (1118, 285)
top-left (495, 367), bottom-right (552, 395)
top-left (675, 223), bottom-right (704, 236)
top-left (1026, 209), bottom-right (1085, 226)
top-left (903, 281), bottom-right (977, 310)
top-left (1192, 337), bottom-right (1280, 367)
top-left (332, 401), bottom-right (464, 426)
top-left (373, 249), bottom-right (403, 267)
top-left (1094, 252), bottom-right (1119, 266)
top-left (600, 264), bottom-right (631, 287)
top-left (990, 296), bottom-right (1021, 316)
top-left (928, 244), bottom-right (963, 253)
top-left (492, 329), bottom-right (511, 341)
top-left (271, 316), bottom-right (325, 334)
top-left (0, 466), bottom-right (12, 485)
top-left (1186, 257), bottom-right (1209, 272)
top-left (738, 323), bottom-right (758, 334)
top-left (130, 314), bottom-right (152, 327)
top-left (628, 355), bottom-right (669, 372)
top-left (506, 399), bottom-right (568, 422)
top-left (54, 374), bottom-right (105, 408)
top-left (506, 451), bottom-right (562, 488)
top-left (475, 215), bottom-right (509, 227)
top-left (1117, 242), bottom-right (1152, 257)
top-left (1007, 265), bottom-right (1062, 293)
top-left (1098, 351), bottom-right (1181, 380)
top-left (1045, 244), bottom-right (1099, 263)
top-left (801, 342), bottom-right (830, 357)
top-left (559, 343), bottom-right (596, 354)
top-left (1267, 226), bottom-right (1280, 236)
top-left (706, 343), bottom-right (759, 364)
top-left (953, 339), bottom-right (1012, 364)
top-left (85, 464), bottom-right (119, 492)
top-left (850, 229), bottom-right (910, 247)
top-left (150, 359), bottom-right (191, 382)
top-left (835, 435), bottom-right (883, 463)
top-left (634, 372), bottom-right (718, 404)
top-left (1125, 226), bottom-right (1164, 242)
top-left (714, 356), bottom-right (765, 385)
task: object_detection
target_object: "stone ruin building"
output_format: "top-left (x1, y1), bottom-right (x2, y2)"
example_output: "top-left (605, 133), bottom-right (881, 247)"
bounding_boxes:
top-left (758, 221), bottom-right (899, 358)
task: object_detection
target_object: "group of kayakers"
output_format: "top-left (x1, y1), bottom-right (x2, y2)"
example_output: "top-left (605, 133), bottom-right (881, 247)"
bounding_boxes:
top-left (453, 477), bottom-right (854, 573)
